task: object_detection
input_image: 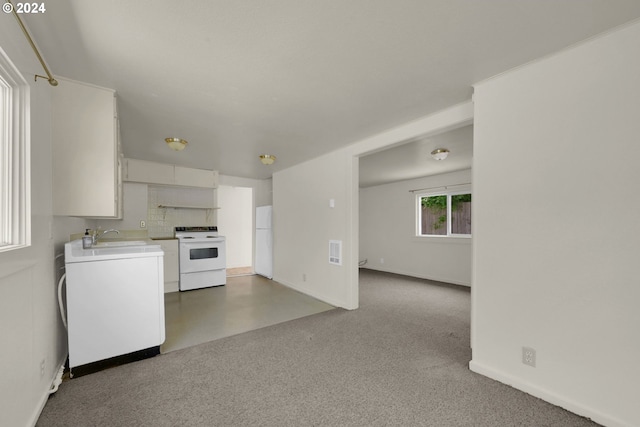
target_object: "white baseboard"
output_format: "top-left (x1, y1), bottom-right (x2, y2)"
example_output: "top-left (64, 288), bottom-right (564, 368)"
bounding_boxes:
top-left (274, 268), bottom-right (469, 310)
top-left (469, 360), bottom-right (631, 427)
top-left (361, 266), bottom-right (471, 287)
top-left (164, 281), bottom-right (178, 293)
top-left (274, 277), bottom-right (349, 309)
top-left (29, 354), bottom-right (68, 427)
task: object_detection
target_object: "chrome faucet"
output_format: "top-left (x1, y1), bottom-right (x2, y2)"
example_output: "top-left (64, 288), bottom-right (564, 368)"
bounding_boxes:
top-left (92, 228), bottom-right (120, 244)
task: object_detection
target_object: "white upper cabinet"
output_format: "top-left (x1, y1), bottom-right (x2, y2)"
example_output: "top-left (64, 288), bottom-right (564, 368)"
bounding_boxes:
top-left (125, 159), bottom-right (174, 186)
top-left (174, 165), bottom-right (217, 188)
top-left (52, 78), bottom-right (121, 218)
top-left (124, 158), bottom-right (218, 189)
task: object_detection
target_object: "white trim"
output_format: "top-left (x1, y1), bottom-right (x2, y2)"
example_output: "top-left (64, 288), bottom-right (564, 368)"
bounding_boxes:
top-left (411, 235), bottom-right (472, 245)
top-left (362, 266), bottom-right (471, 288)
top-left (469, 360), bottom-right (632, 427)
top-left (345, 100), bottom-right (473, 311)
top-left (347, 155), bottom-right (359, 310)
top-left (275, 276), bottom-right (351, 309)
top-left (416, 184), bottom-right (472, 197)
top-left (27, 355), bottom-right (68, 427)
top-left (416, 189), bottom-right (472, 238)
top-left (0, 46), bottom-right (30, 252)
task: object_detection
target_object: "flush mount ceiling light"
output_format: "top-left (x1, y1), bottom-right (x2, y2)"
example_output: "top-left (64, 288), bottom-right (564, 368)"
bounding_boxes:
top-left (431, 148), bottom-right (449, 161)
top-left (165, 137), bottom-right (188, 151)
top-left (259, 154), bottom-right (276, 165)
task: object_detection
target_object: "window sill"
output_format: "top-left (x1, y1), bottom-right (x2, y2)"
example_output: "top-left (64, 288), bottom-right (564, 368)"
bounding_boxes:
top-left (0, 243), bottom-right (30, 254)
top-left (412, 235), bottom-right (472, 245)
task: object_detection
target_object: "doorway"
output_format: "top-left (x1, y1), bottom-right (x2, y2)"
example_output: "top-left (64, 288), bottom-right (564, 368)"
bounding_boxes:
top-left (351, 102), bottom-right (474, 309)
top-left (217, 185), bottom-right (253, 275)
top-left (357, 124), bottom-right (473, 286)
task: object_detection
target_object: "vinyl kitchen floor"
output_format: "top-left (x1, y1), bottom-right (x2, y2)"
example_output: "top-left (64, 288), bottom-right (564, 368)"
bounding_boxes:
top-left (161, 274), bottom-right (335, 353)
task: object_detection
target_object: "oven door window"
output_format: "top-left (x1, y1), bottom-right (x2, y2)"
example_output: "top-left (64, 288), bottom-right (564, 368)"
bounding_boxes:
top-left (190, 247), bottom-right (218, 260)
top-left (179, 240), bottom-right (226, 274)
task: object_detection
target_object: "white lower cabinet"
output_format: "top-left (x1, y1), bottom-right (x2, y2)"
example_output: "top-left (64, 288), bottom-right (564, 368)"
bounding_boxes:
top-left (156, 239), bottom-right (179, 292)
top-left (64, 243), bottom-right (165, 370)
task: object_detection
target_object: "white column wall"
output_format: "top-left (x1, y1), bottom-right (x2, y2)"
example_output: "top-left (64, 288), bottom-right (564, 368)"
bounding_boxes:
top-left (470, 21), bottom-right (640, 427)
top-left (273, 150), bottom-right (357, 308)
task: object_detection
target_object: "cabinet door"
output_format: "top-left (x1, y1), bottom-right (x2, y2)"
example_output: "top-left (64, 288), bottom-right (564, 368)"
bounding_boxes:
top-left (174, 166), bottom-right (217, 188)
top-left (158, 240), bottom-right (179, 282)
top-left (66, 256), bottom-right (164, 368)
top-left (125, 158), bottom-right (174, 185)
top-left (52, 78), bottom-right (119, 217)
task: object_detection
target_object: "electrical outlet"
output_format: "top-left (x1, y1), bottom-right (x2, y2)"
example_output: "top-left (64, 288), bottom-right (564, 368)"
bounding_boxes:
top-left (40, 359), bottom-right (45, 378)
top-left (380, 258), bottom-right (384, 264)
top-left (140, 220), bottom-right (146, 229)
top-left (302, 273), bottom-right (307, 282)
top-left (522, 347), bottom-right (536, 367)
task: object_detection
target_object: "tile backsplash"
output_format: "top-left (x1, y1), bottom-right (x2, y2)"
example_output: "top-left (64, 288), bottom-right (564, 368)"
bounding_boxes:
top-left (147, 185), bottom-right (217, 238)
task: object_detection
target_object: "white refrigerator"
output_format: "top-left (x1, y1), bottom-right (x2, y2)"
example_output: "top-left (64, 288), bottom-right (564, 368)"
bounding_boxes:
top-left (255, 205), bottom-right (273, 279)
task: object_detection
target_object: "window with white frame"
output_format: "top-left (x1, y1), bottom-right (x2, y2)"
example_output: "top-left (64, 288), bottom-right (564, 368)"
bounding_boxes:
top-left (417, 189), bottom-right (471, 237)
top-left (0, 46), bottom-right (30, 252)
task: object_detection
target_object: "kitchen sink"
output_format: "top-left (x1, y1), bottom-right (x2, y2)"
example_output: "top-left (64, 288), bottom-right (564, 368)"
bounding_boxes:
top-left (92, 240), bottom-right (148, 247)
top-left (66, 239), bottom-right (162, 262)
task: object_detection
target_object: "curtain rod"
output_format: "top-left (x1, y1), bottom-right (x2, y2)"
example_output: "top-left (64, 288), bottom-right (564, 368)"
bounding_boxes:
top-left (408, 182), bottom-right (471, 193)
top-left (8, 0), bottom-right (58, 86)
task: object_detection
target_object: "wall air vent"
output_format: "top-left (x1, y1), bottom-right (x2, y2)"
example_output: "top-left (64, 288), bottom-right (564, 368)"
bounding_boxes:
top-left (329, 240), bottom-right (342, 266)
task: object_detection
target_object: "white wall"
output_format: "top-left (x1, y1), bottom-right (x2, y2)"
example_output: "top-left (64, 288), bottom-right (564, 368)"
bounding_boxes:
top-left (255, 178), bottom-right (273, 208)
top-left (360, 169), bottom-right (472, 286)
top-left (273, 150), bottom-right (358, 308)
top-left (0, 24), bottom-right (84, 426)
top-left (217, 185), bottom-right (253, 269)
top-left (273, 102), bottom-right (473, 309)
top-left (97, 182), bottom-right (148, 231)
top-left (219, 174), bottom-right (272, 208)
top-left (471, 21), bottom-right (640, 427)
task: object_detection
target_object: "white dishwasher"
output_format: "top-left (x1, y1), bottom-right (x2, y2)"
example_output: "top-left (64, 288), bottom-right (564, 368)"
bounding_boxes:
top-left (64, 240), bottom-right (165, 375)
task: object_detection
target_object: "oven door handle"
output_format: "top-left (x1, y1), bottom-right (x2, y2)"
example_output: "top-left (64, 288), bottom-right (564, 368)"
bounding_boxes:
top-left (181, 241), bottom-right (222, 248)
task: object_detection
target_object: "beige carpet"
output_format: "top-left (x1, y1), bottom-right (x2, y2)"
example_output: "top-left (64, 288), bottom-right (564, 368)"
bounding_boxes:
top-left (36, 270), bottom-right (598, 426)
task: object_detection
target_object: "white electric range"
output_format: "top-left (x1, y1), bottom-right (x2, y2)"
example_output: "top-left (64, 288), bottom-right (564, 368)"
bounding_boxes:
top-left (175, 226), bottom-right (226, 291)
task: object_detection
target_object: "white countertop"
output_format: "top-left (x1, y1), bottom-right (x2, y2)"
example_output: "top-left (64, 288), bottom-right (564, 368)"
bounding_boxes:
top-left (65, 239), bottom-right (163, 263)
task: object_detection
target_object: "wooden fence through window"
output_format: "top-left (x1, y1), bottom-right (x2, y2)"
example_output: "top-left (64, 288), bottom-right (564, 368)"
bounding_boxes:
top-left (421, 202), bottom-right (471, 235)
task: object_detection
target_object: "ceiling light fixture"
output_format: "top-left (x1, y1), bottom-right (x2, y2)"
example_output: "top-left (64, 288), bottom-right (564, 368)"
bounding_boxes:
top-left (259, 154), bottom-right (276, 165)
top-left (431, 148), bottom-right (449, 160)
top-left (165, 137), bottom-right (188, 151)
